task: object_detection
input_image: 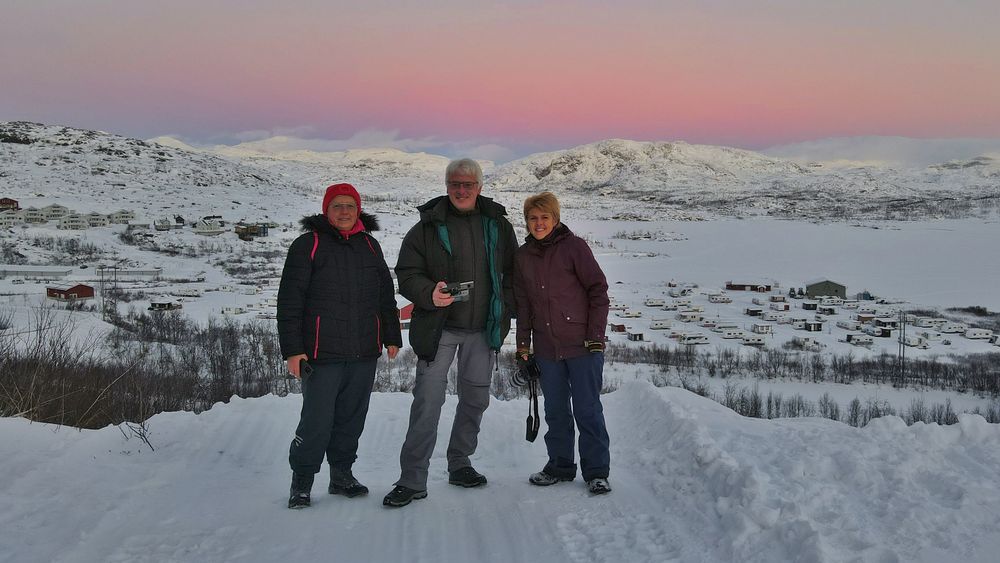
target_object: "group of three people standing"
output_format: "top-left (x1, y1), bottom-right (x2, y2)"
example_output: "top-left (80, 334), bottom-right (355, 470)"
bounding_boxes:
top-left (276, 159), bottom-right (611, 510)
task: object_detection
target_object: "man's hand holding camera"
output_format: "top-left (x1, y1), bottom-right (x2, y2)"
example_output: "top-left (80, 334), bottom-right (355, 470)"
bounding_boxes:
top-left (432, 281), bottom-right (455, 307)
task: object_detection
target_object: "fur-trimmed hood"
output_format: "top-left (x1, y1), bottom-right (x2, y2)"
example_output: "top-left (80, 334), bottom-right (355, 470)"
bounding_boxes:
top-left (299, 211), bottom-right (380, 235)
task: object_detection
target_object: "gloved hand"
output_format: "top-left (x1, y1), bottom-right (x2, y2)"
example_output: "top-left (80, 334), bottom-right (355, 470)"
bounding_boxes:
top-left (584, 340), bottom-right (605, 353)
top-left (516, 348), bottom-right (531, 361)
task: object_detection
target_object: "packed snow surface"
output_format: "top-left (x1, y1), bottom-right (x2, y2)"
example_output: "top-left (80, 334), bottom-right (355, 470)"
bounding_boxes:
top-left (3, 382), bottom-right (1000, 563)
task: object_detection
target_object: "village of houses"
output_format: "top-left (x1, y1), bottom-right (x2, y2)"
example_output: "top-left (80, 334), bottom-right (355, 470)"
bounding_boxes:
top-left (0, 195), bottom-right (280, 320)
top-left (2, 194), bottom-right (999, 357)
top-left (604, 278), bottom-right (1000, 356)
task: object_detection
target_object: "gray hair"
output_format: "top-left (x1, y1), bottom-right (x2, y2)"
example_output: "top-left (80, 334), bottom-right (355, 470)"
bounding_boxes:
top-left (445, 158), bottom-right (483, 185)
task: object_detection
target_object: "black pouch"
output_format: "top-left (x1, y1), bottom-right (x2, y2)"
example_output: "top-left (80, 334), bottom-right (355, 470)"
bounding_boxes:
top-left (525, 378), bottom-right (540, 442)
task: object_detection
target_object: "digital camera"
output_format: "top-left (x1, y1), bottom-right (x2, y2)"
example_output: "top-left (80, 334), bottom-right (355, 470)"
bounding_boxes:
top-left (442, 281), bottom-right (474, 302)
top-left (512, 355), bottom-right (541, 387)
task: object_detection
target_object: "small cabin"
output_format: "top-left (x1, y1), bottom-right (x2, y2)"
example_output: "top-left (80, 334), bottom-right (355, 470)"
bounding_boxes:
top-left (627, 332), bottom-right (644, 342)
top-left (803, 321), bottom-right (823, 332)
top-left (609, 323), bottom-right (627, 333)
top-left (873, 318), bottom-right (899, 330)
top-left (837, 320), bottom-right (862, 331)
top-left (725, 281), bottom-right (772, 292)
top-left (676, 311), bottom-right (703, 323)
top-left (817, 306), bottom-right (837, 316)
top-left (719, 328), bottom-right (744, 339)
top-left (148, 300), bottom-right (183, 311)
top-left (802, 302), bottom-right (818, 311)
top-left (938, 322), bottom-right (967, 334)
top-left (46, 284), bottom-right (95, 301)
top-left (678, 334), bottom-right (709, 345)
top-left (846, 333), bottom-right (873, 346)
top-left (751, 323), bottom-right (772, 335)
top-left (964, 328), bottom-right (994, 340)
top-left (769, 302), bottom-right (790, 312)
top-left (744, 307), bottom-right (763, 317)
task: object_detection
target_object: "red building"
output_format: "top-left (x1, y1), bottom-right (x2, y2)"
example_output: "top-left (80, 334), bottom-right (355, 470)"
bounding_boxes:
top-left (399, 302), bottom-right (414, 329)
top-left (0, 198), bottom-right (20, 210)
top-left (46, 284), bottom-right (95, 301)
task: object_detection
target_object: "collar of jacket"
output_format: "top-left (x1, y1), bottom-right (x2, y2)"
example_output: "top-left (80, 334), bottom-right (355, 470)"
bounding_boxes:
top-left (299, 212), bottom-right (380, 238)
top-left (524, 222), bottom-right (572, 249)
top-left (417, 195), bottom-right (507, 225)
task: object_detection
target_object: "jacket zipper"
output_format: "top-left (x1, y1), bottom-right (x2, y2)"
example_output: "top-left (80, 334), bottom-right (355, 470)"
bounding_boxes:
top-left (314, 315), bottom-right (321, 359)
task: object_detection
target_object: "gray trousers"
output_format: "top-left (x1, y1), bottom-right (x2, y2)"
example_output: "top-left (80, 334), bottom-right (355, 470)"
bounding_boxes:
top-left (396, 329), bottom-right (494, 490)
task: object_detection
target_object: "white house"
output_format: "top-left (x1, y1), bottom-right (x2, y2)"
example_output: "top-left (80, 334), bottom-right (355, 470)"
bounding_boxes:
top-left (0, 210), bottom-right (20, 228)
top-left (23, 207), bottom-right (47, 223)
top-left (109, 210), bottom-right (136, 224)
top-left (751, 323), bottom-right (772, 334)
top-left (57, 214), bottom-right (89, 230)
top-left (43, 204), bottom-right (70, 220)
top-left (86, 213), bottom-right (110, 227)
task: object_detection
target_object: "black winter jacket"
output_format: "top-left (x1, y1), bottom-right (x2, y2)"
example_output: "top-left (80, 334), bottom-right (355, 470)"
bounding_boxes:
top-left (395, 195), bottom-right (517, 361)
top-left (277, 212), bottom-right (402, 362)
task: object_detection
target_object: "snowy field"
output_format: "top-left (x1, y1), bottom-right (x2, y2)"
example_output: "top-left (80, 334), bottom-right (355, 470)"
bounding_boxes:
top-left (3, 382), bottom-right (1000, 563)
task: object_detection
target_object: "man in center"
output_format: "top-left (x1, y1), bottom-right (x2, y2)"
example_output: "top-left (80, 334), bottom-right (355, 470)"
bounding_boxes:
top-left (383, 158), bottom-right (517, 508)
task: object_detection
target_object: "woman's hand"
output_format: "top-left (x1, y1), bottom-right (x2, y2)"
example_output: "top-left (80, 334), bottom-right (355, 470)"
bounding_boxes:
top-left (286, 353), bottom-right (308, 378)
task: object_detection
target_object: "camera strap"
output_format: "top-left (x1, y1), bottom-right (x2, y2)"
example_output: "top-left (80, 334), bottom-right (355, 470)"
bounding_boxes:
top-left (525, 377), bottom-right (540, 442)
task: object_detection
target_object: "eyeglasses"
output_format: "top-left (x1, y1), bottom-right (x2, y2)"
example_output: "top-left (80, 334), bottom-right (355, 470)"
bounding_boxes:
top-left (447, 181), bottom-right (480, 190)
top-left (328, 203), bottom-right (357, 212)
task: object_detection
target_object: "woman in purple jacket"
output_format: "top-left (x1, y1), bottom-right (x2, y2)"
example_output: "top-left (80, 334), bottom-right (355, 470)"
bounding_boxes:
top-left (514, 192), bottom-right (612, 495)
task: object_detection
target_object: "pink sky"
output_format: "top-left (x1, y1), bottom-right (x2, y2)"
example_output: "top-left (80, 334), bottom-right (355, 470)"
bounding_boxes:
top-left (2, 1), bottom-right (999, 160)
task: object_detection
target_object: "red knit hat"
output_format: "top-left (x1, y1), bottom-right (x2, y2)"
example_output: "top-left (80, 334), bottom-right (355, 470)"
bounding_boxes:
top-left (322, 183), bottom-right (361, 215)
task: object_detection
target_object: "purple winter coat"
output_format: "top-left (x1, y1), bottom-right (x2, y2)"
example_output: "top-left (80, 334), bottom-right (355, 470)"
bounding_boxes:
top-left (513, 223), bottom-right (610, 360)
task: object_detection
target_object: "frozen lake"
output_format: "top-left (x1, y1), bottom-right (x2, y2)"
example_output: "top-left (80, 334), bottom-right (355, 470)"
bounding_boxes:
top-left (557, 216), bottom-right (1000, 312)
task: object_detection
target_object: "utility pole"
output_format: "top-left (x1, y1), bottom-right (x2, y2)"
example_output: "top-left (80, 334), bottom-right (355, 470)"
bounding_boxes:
top-left (897, 310), bottom-right (906, 384)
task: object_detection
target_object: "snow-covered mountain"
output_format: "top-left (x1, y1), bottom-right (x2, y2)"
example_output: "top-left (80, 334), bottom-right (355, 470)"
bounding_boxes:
top-left (0, 121), bottom-right (314, 223)
top-left (491, 139), bottom-right (1000, 219)
top-left (3, 121), bottom-right (999, 222)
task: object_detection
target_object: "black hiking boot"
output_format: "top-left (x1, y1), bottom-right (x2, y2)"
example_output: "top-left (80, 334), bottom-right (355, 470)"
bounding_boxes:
top-left (288, 472), bottom-right (314, 509)
top-left (382, 485), bottom-right (428, 508)
top-left (448, 466), bottom-right (487, 488)
top-left (529, 470), bottom-right (574, 486)
top-left (328, 467), bottom-right (369, 498)
top-left (586, 478), bottom-right (612, 495)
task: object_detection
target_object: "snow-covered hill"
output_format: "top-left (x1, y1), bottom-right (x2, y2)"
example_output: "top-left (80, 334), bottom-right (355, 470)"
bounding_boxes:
top-left (3, 382), bottom-right (999, 563)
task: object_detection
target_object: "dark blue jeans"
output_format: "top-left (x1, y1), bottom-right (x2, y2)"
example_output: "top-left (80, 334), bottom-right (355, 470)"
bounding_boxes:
top-left (536, 353), bottom-right (610, 481)
top-left (289, 359), bottom-right (377, 475)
